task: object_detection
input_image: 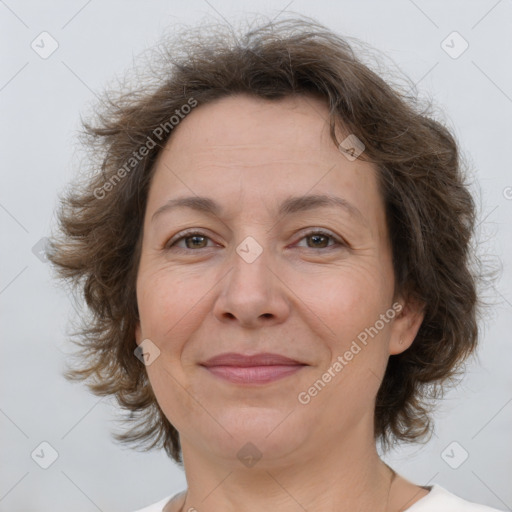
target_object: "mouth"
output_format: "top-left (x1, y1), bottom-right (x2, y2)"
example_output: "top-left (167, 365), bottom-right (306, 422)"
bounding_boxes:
top-left (200, 352), bottom-right (308, 385)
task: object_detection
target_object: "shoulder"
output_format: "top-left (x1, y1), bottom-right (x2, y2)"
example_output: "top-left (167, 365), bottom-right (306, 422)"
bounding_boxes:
top-left (407, 484), bottom-right (506, 512)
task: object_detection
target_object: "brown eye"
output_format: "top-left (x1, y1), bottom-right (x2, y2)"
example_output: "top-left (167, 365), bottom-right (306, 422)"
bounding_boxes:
top-left (183, 234), bottom-right (208, 249)
top-left (306, 233), bottom-right (330, 248)
top-left (295, 230), bottom-right (344, 250)
top-left (166, 231), bottom-right (215, 250)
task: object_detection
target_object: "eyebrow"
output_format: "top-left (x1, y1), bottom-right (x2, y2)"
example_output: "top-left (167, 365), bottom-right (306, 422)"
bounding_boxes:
top-left (151, 193), bottom-right (367, 226)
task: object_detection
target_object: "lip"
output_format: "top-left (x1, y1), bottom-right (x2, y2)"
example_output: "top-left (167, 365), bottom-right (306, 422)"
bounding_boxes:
top-left (201, 352), bottom-right (305, 367)
top-left (200, 352), bottom-right (307, 385)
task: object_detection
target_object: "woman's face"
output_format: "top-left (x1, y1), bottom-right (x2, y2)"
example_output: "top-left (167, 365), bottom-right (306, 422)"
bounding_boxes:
top-left (135, 94), bottom-right (423, 465)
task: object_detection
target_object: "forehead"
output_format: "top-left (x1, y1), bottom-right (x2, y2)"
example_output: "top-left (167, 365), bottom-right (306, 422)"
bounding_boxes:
top-left (160, 94), bottom-right (348, 163)
top-left (148, 94), bottom-right (386, 238)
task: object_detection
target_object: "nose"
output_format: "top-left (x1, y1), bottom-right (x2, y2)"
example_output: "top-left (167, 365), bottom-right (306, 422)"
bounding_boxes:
top-left (212, 242), bottom-right (291, 329)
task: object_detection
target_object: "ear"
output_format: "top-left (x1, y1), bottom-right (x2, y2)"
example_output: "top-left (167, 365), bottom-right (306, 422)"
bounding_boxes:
top-left (388, 294), bottom-right (426, 355)
top-left (135, 321), bottom-right (142, 346)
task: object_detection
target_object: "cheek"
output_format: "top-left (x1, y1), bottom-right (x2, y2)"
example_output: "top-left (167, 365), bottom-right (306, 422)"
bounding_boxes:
top-left (305, 269), bottom-right (393, 410)
top-left (137, 270), bottom-right (210, 428)
top-left (300, 261), bottom-right (391, 343)
top-left (137, 266), bottom-right (211, 339)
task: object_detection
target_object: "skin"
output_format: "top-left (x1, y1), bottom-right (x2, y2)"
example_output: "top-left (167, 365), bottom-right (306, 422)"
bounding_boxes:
top-left (134, 94), bottom-right (429, 512)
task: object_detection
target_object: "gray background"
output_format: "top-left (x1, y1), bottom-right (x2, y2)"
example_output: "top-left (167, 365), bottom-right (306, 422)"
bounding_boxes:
top-left (1, 1), bottom-right (511, 511)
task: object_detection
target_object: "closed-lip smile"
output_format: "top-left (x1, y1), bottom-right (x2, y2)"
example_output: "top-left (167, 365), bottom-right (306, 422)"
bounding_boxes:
top-left (200, 352), bottom-right (308, 384)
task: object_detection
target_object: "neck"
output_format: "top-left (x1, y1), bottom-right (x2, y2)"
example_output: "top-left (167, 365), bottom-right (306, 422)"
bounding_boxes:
top-left (177, 425), bottom-right (396, 512)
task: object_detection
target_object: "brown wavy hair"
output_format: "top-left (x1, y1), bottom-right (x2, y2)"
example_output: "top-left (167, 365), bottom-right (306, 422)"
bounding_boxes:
top-left (47, 15), bottom-right (489, 465)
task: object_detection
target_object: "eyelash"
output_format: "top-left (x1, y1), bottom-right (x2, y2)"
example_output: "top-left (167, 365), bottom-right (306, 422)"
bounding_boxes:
top-left (165, 228), bottom-right (346, 252)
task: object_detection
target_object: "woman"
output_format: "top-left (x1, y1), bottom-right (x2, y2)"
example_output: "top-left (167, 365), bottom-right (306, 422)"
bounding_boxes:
top-left (47, 16), bottom-right (502, 512)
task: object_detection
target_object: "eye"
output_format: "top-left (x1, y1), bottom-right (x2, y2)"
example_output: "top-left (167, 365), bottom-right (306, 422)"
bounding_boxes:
top-left (294, 229), bottom-right (345, 250)
top-left (165, 230), bottom-right (217, 251)
top-left (165, 228), bottom-right (346, 252)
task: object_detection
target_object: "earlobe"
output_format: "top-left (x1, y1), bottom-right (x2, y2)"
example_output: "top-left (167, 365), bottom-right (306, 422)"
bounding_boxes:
top-left (389, 296), bottom-right (426, 355)
top-left (135, 322), bottom-right (142, 345)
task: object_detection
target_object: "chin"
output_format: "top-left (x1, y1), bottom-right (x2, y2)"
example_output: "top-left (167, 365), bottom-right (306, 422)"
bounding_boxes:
top-left (195, 412), bottom-right (309, 462)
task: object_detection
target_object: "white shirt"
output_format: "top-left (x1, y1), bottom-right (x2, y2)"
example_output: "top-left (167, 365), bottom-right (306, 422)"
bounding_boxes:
top-left (131, 484), bottom-right (505, 511)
